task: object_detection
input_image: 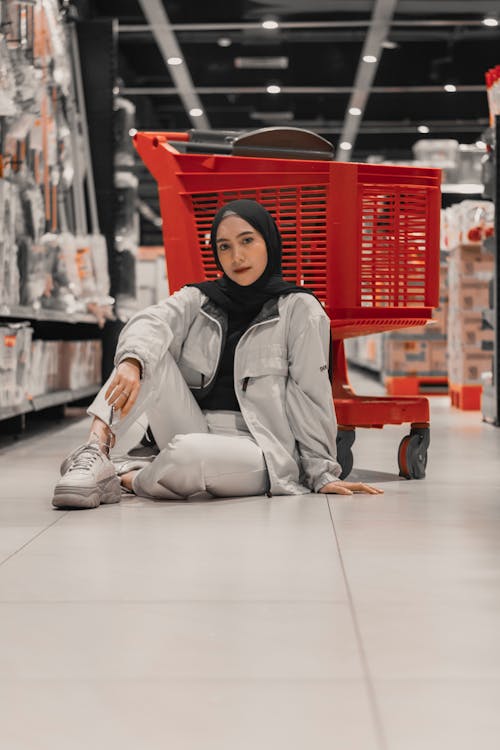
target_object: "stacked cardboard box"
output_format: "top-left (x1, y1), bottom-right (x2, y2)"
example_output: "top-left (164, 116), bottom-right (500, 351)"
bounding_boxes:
top-left (382, 262), bottom-right (449, 380)
top-left (447, 245), bottom-right (494, 386)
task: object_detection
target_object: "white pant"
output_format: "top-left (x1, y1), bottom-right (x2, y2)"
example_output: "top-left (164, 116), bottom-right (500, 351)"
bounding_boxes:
top-left (88, 352), bottom-right (268, 500)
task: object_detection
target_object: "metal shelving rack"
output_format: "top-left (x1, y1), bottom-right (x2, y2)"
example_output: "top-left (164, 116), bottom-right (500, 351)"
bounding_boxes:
top-left (0, 11), bottom-right (114, 428)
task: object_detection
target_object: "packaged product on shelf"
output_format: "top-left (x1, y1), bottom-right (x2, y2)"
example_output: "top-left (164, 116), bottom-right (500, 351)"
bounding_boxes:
top-left (458, 200), bottom-right (494, 246)
top-left (75, 234), bottom-right (99, 301)
top-left (89, 233), bottom-right (113, 306)
top-left (38, 232), bottom-right (80, 313)
top-left (114, 171), bottom-right (139, 320)
top-left (457, 143), bottom-right (487, 185)
top-left (412, 139), bottom-right (459, 182)
top-left (0, 323), bottom-right (32, 408)
top-left (17, 237), bottom-right (51, 307)
top-left (39, 0), bottom-right (71, 96)
top-left (58, 340), bottom-right (102, 391)
top-left (0, 32), bottom-right (18, 117)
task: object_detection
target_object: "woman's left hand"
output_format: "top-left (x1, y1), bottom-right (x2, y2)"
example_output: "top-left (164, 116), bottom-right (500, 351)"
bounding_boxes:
top-left (319, 481), bottom-right (384, 495)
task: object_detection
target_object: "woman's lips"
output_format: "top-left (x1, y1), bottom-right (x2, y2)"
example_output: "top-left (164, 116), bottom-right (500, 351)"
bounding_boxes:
top-left (233, 267), bottom-right (251, 274)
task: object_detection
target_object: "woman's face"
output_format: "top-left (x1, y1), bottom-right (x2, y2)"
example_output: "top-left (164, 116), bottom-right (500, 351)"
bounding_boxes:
top-left (215, 214), bottom-right (268, 286)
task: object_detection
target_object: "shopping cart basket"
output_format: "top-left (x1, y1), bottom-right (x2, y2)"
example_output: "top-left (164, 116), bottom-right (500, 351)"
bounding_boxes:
top-left (134, 129), bottom-right (441, 480)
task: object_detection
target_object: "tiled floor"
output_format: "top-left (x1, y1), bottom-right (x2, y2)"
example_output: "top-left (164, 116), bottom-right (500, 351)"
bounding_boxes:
top-left (1, 371), bottom-right (499, 750)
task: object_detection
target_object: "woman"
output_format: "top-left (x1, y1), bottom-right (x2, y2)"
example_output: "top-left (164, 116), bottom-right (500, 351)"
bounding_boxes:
top-left (52, 200), bottom-right (382, 509)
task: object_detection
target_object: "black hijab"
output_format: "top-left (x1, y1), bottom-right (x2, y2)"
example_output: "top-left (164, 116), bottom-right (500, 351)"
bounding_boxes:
top-left (188, 199), bottom-right (316, 315)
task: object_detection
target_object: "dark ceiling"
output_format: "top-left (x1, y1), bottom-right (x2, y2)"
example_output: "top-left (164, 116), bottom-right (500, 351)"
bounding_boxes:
top-left (83, 0), bottom-right (500, 160)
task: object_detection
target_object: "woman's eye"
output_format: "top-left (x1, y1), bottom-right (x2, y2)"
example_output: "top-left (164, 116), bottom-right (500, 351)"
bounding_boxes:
top-left (218, 244), bottom-right (229, 252)
top-left (243, 236), bottom-right (253, 244)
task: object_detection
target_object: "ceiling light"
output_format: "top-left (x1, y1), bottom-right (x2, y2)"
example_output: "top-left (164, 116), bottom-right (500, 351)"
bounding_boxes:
top-left (112, 86), bottom-right (120, 95)
top-left (235, 56), bottom-right (288, 70)
top-left (217, 37), bottom-right (232, 47)
top-left (250, 110), bottom-right (294, 121)
top-left (444, 83), bottom-right (457, 92)
top-left (167, 56), bottom-right (183, 66)
top-left (349, 107), bottom-right (362, 116)
top-left (382, 40), bottom-right (398, 49)
top-left (363, 55), bottom-right (377, 63)
top-left (262, 19), bottom-right (279, 30)
top-left (417, 125), bottom-right (430, 134)
top-left (128, 128), bottom-right (138, 137)
top-left (339, 141), bottom-right (352, 150)
top-left (266, 84), bottom-right (281, 94)
top-left (189, 108), bottom-right (203, 117)
top-left (482, 16), bottom-right (499, 27)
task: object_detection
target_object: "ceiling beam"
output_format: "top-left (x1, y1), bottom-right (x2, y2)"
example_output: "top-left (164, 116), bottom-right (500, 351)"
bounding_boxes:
top-left (118, 19), bottom-right (494, 32)
top-left (336, 0), bottom-right (399, 161)
top-left (122, 84), bottom-right (484, 95)
top-left (136, 0), bottom-right (209, 129)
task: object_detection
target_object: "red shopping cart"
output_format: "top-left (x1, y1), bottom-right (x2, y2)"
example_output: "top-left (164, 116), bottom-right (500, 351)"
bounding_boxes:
top-left (134, 129), bottom-right (441, 479)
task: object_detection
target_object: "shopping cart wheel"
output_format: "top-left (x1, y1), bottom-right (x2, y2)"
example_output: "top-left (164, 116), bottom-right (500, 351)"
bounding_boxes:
top-left (336, 429), bottom-right (356, 480)
top-left (398, 427), bottom-right (430, 479)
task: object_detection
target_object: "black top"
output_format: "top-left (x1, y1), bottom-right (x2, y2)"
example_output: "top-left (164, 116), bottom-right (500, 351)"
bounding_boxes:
top-left (198, 307), bottom-right (258, 412)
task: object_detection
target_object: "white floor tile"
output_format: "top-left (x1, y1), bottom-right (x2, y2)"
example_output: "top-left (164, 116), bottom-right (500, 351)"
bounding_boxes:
top-left (0, 601), bottom-right (364, 680)
top-left (375, 679), bottom-right (500, 750)
top-left (0, 680), bottom-right (380, 750)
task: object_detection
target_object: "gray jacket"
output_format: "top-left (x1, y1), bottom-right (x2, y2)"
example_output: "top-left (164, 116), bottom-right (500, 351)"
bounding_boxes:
top-left (115, 286), bottom-right (341, 495)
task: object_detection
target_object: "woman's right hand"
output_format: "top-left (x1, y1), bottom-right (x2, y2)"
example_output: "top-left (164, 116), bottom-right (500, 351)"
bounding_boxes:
top-left (105, 358), bottom-right (142, 417)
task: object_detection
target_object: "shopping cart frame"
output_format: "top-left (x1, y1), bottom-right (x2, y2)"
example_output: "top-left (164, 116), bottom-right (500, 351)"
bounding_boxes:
top-left (134, 130), bottom-right (441, 479)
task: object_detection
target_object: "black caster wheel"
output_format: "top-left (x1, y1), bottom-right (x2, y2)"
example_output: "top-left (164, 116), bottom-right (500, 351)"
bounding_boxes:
top-left (398, 427), bottom-right (430, 479)
top-left (336, 429), bottom-right (356, 480)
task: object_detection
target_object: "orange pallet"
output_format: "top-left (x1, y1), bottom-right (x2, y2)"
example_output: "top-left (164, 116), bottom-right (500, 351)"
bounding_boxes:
top-left (385, 375), bottom-right (448, 396)
top-left (449, 383), bottom-right (482, 410)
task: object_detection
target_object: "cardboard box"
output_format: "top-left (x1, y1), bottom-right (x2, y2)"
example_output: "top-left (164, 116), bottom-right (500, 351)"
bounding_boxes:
top-left (448, 282), bottom-right (490, 313)
top-left (448, 348), bottom-right (493, 384)
top-left (448, 312), bottom-right (495, 348)
top-left (384, 339), bottom-right (430, 375)
top-left (429, 339), bottom-right (447, 374)
top-left (448, 245), bottom-right (494, 282)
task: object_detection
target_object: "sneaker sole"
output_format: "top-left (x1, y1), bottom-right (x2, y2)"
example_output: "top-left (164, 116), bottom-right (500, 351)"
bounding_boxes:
top-left (52, 475), bottom-right (121, 510)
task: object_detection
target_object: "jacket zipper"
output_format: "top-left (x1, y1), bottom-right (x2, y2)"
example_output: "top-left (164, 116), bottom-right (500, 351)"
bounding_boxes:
top-left (197, 308), bottom-right (227, 396)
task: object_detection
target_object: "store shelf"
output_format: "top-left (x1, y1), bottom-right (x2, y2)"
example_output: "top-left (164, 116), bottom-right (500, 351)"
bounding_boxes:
top-left (0, 306), bottom-right (99, 325)
top-left (0, 384), bottom-right (100, 423)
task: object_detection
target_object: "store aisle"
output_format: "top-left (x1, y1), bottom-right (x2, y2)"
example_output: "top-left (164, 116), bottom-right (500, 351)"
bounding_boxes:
top-left (1, 373), bottom-right (499, 750)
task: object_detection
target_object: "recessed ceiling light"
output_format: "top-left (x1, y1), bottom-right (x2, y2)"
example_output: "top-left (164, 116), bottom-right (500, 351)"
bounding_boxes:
top-left (217, 37), bottom-right (232, 47)
top-left (349, 107), bottom-right (362, 116)
top-left (167, 56), bottom-right (183, 66)
top-left (417, 125), bottom-right (430, 134)
top-left (112, 86), bottom-right (120, 95)
top-left (189, 108), bottom-right (203, 117)
top-left (128, 128), bottom-right (138, 137)
top-left (266, 84), bottom-right (281, 94)
top-left (382, 40), bottom-right (398, 49)
top-left (444, 83), bottom-right (457, 92)
top-left (363, 55), bottom-right (377, 63)
top-left (482, 16), bottom-right (499, 27)
top-left (339, 141), bottom-right (352, 150)
top-left (262, 19), bottom-right (279, 30)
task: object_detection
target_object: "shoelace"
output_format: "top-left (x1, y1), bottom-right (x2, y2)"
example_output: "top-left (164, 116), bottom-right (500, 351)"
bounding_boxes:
top-left (68, 445), bottom-right (102, 473)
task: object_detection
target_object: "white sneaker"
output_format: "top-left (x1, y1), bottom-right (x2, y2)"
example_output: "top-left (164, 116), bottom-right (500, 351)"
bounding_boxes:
top-left (52, 435), bottom-right (121, 509)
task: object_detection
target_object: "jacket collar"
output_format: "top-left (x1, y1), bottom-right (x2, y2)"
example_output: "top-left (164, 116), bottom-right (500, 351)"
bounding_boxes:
top-left (201, 297), bottom-right (280, 328)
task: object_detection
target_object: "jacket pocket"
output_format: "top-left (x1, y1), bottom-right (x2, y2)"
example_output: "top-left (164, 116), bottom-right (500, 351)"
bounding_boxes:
top-left (238, 345), bottom-right (288, 391)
